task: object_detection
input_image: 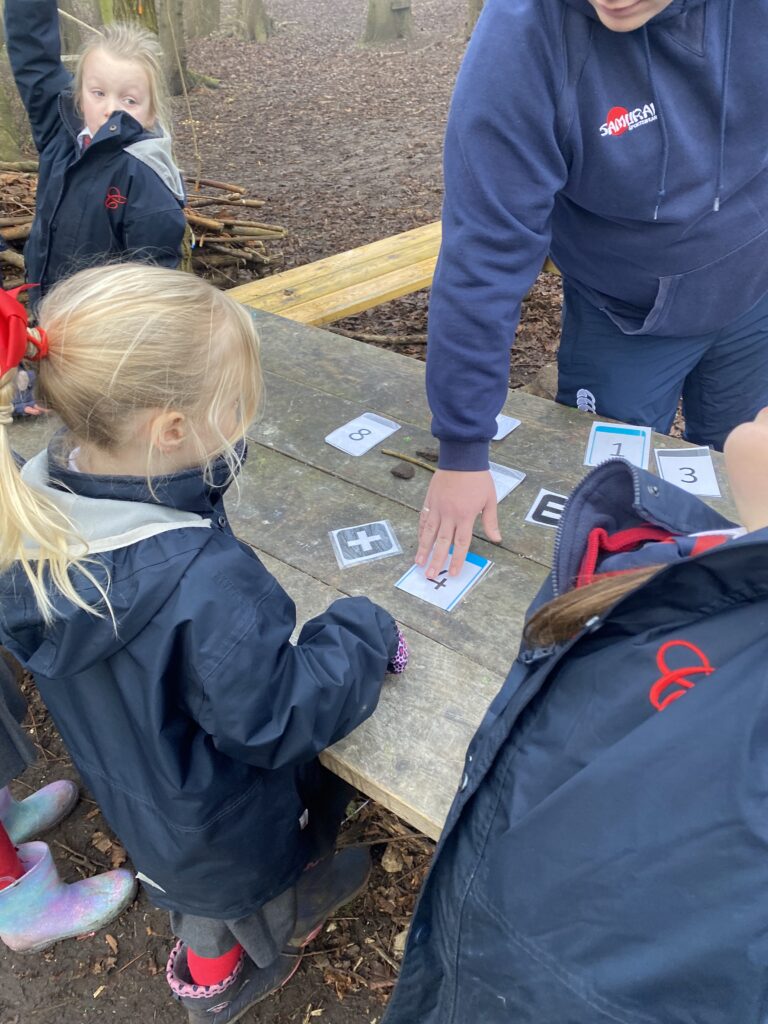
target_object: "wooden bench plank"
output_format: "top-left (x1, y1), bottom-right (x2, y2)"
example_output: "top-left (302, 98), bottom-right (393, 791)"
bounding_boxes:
top-left (272, 256), bottom-right (438, 326)
top-left (258, 551), bottom-right (503, 839)
top-left (227, 222), bottom-right (441, 313)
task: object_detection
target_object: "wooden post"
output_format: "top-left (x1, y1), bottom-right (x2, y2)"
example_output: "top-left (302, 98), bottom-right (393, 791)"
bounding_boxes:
top-left (363, 0), bottom-right (413, 44)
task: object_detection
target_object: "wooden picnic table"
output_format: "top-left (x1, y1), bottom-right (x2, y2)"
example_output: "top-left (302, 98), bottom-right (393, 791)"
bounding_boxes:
top-left (8, 312), bottom-right (738, 841)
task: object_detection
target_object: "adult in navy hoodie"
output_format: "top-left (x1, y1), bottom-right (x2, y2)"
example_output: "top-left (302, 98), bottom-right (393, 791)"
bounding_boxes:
top-left (4, 0), bottom-right (186, 302)
top-left (417, 0), bottom-right (768, 580)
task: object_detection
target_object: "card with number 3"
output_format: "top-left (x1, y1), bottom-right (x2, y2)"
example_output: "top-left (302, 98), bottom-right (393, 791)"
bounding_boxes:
top-left (654, 447), bottom-right (721, 497)
top-left (584, 422), bottom-right (652, 470)
top-left (325, 412), bottom-right (400, 456)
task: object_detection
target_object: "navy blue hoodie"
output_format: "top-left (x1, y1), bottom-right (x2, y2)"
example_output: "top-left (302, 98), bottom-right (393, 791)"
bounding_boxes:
top-left (430, 0), bottom-right (768, 470)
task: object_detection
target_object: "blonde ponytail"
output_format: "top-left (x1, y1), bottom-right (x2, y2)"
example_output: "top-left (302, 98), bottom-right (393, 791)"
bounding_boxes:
top-left (0, 370), bottom-right (108, 625)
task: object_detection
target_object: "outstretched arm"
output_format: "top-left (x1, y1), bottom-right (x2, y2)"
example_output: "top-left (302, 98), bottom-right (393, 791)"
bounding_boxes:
top-left (4, 0), bottom-right (72, 153)
top-left (420, 2), bottom-right (568, 574)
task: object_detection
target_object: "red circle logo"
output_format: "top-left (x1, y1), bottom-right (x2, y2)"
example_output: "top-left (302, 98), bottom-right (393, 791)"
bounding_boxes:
top-left (605, 106), bottom-right (629, 136)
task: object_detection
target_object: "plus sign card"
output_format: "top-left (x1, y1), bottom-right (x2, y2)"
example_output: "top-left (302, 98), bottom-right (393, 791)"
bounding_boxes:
top-left (395, 550), bottom-right (493, 612)
top-left (329, 520), bottom-right (402, 569)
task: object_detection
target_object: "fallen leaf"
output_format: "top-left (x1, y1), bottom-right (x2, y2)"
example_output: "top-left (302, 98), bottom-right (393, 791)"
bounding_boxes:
top-left (105, 934), bottom-right (118, 955)
top-left (381, 844), bottom-right (404, 873)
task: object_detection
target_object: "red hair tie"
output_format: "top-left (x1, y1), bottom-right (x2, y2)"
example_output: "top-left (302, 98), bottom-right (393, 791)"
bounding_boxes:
top-left (0, 284), bottom-right (48, 378)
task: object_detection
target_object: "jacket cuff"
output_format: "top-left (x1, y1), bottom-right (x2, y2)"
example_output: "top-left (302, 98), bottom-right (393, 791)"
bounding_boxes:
top-left (437, 440), bottom-right (490, 472)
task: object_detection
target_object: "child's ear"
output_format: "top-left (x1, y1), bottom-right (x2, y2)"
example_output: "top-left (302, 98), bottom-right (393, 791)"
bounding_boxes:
top-left (150, 410), bottom-right (188, 454)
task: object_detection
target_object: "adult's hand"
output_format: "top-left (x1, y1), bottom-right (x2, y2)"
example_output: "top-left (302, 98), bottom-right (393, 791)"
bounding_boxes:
top-left (415, 469), bottom-right (501, 579)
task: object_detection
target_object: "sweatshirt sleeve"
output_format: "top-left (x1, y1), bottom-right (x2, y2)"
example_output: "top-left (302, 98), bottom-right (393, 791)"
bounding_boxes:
top-left (428, 1), bottom-right (569, 471)
top-left (190, 558), bottom-right (399, 770)
top-left (4, 0), bottom-right (72, 154)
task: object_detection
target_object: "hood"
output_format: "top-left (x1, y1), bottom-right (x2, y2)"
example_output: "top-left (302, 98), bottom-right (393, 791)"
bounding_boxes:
top-left (125, 128), bottom-right (186, 202)
top-left (0, 436), bottom-right (247, 677)
top-left (559, 0), bottom-right (707, 22)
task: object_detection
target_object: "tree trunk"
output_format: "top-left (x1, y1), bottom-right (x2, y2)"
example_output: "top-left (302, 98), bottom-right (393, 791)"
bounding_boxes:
top-left (235, 0), bottom-right (274, 43)
top-left (363, 0), bottom-right (413, 44)
top-left (112, 0), bottom-right (158, 31)
top-left (466, 0), bottom-right (484, 37)
top-left (187, 0), bottom-right (220, 38)
top-left (156, 0), bottom-right (186, 95)
top-left (0, 0), bottom-right (30, 160)
top-left (57, 0), bottom-right (83, 53)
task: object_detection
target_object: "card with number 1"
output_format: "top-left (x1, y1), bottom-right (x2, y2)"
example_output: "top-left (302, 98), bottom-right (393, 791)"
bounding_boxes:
top-left (584, 422), bottom-right (652, 470)
top-left (325, 412), bottom-right (400, 456)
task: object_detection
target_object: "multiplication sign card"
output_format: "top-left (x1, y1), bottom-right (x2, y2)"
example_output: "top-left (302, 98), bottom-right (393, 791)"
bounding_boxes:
top-left (325, 412), bottom-right (400, 456)
top-left (585, 422), bottom-right (652, 470)
top-left (654, 447), bottom-right (721, 497)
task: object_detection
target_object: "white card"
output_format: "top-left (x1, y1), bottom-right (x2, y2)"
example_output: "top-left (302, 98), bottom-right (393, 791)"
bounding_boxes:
top-left (395, 550), bottom-right (493, 612)
top-left (489, 461), bottom-right (526, 503)
top-left (654, 447), bottom-right (721, 497)
top-left (329, 520), bottom-right (402, 569)
top-left (493, 414), bottom-right (522, 441)
top-left (525, 488), bottom-right (568, 529)
top-left (585, 422), bottom-right (652, 470)
top-left (325, 412), bottom-right (400, 456)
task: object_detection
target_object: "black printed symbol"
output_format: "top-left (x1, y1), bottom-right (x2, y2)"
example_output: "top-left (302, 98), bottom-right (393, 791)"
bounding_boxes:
top-left (349, 428), bottom-right (373, 442)
top-left (529, 492), bottom-right (567, 528)
top-left (433, 570), bottom-right (448, 591)
top-left (612, 442), bottom-right (623, 456)
top-left (680, 467), bottom-right (697, 483)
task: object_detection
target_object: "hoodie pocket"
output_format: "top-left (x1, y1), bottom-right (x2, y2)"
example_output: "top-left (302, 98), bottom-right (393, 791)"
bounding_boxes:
top-left (602, 224), bottom-right (768, 338)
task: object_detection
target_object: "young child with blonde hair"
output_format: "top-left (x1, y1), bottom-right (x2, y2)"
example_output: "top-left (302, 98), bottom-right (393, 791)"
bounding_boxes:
top-left (4, 1), bottom-right (186, 303)
top-left (0, 264), bottom-right (408, 1022)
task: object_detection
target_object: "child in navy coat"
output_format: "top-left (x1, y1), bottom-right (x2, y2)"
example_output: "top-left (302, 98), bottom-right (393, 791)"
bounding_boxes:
top-left (385, 414), bottom-right (768, 1023)
top-left (4, 1), bottom-right (186, 301)
top-left (0, 264), bottom-right (407, 1023)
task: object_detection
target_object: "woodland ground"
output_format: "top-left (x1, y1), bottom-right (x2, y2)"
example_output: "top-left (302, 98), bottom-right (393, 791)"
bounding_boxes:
top-left (0, 3), bottom-right (562, 1022)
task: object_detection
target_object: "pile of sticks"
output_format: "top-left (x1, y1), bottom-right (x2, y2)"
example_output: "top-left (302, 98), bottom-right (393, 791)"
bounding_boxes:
top-left (0, 163), bottom-right (286, 290)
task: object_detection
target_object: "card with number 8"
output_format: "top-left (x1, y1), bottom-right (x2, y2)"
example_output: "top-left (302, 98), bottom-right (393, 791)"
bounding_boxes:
top-left (325, 412), bottom-right (401, 456)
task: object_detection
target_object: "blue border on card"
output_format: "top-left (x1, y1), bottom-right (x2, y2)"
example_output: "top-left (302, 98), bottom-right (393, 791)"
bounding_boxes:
top-left (587, 424), bottom-right (650, 467)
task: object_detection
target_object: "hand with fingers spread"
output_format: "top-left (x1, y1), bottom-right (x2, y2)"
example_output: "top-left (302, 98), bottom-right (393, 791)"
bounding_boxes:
top-left (415, 469), bottom-right (501, 580)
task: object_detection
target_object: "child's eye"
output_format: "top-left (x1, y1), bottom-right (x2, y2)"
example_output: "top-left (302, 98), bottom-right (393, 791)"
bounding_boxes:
top-left (124, 97), bottom-right (137, 106)
top-left (92, 89), bottom-right (105, 97)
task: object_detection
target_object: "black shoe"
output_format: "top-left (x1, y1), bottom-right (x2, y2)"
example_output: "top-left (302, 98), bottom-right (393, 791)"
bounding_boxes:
top-left (288, 847), bottom-right (372, 948)
top-left (166, 941), bottom-right (302, 1024)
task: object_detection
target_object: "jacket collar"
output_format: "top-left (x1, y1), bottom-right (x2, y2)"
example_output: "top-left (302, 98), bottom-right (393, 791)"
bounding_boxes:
top-left (553, 459), bottom-right (736, 597)
top-left (44, 430), bottom-right (244, 516)
top-left (58, 90), bottom-right (156, 149)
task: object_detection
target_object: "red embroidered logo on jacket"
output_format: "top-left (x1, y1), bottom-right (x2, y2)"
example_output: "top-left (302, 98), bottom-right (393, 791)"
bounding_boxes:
top-left (105, 187), bottom-right (127, 210)
top-left (649, 640), bottom-right (715, 711)
top-left (599, 103), bottom-right (658, 137)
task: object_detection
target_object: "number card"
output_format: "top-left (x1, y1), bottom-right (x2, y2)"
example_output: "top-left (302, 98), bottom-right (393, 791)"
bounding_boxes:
top-left (395, 550), bottom-right (493, 612)
top-left (329, 520), bottom-right (402, 569)
top-left (325, 412), bottom-right (400, 456)
top-left (525, 489), bottom-right (568, 529)
top-left (493, 414), bottom-right (522, 441)
top-left (654, 447), bottom-right (721, 497)
top-left (489, 461), bottom-right (526, 503)
top-left (584, 422), bottom-right (652, 470)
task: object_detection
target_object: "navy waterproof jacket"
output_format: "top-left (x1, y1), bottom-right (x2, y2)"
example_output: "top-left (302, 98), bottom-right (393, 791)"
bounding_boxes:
top-left (384, 459), bottom-right (768, 1023)
top-left (429, 0), bottom-right (768, 470)
top-left (0, 437), bottom-right (399, 918)
top-left (4, 0), bottom-right (186, 299)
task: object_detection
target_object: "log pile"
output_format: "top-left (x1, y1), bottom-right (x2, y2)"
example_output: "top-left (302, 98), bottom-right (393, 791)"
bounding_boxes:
top-left (0, 163), bottom-right (286, 290)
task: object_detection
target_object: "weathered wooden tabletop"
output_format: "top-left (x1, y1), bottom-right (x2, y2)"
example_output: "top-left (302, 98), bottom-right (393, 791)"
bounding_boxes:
top-left (8, 311), bottom-right (738, 840)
